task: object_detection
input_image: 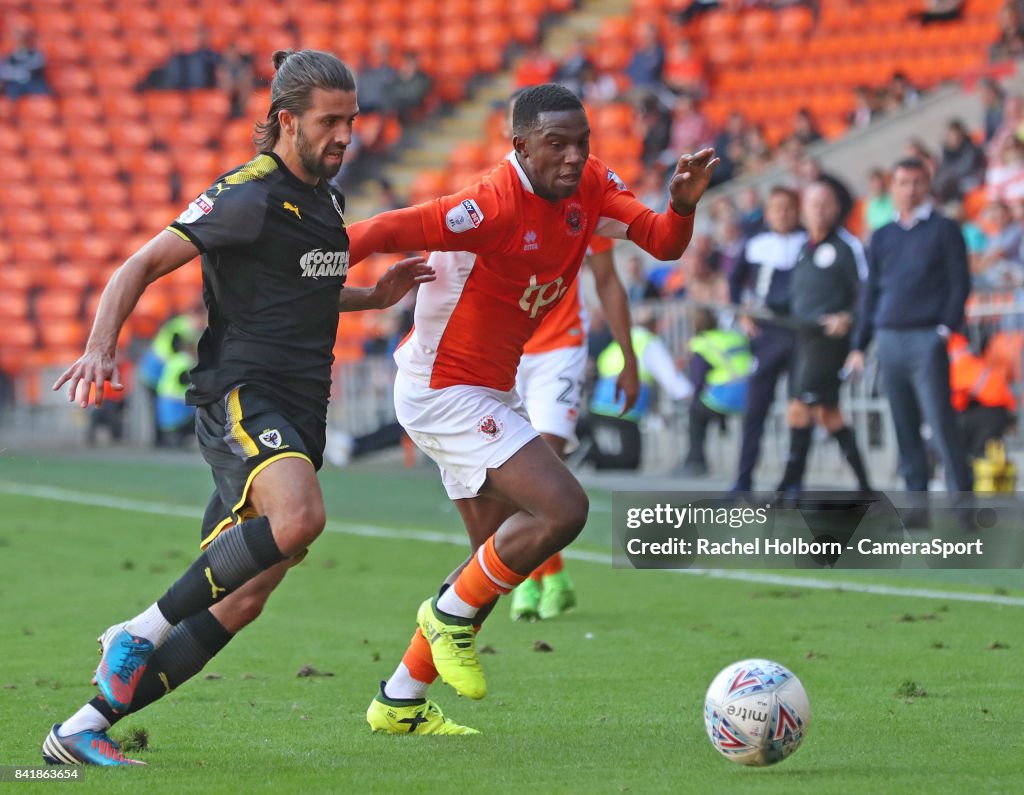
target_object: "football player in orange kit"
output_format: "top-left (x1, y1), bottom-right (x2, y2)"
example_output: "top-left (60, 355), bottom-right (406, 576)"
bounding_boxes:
top-left (349, 84), bottom-right (718, 734)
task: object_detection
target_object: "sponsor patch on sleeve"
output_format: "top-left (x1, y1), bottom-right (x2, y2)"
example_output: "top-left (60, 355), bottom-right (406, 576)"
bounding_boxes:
top-left (176, 193), bottom-right (215, 224)
top-left (606, 169), bottom-right (627, 192)
top-left (445, 198), bottom-right (485, 233)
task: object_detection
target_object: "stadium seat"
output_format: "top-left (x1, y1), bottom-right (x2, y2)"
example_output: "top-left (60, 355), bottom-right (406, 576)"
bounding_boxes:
top-left (35, 289), bottom-right (84, 321)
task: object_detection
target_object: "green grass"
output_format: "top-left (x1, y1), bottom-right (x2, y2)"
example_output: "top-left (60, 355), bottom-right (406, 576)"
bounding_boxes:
top-left (0, 450), bottom-right (1022, 793)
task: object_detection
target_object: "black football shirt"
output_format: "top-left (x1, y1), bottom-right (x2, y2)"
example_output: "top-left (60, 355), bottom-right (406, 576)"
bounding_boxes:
top-left (168, 152), bottom-right (350, 422)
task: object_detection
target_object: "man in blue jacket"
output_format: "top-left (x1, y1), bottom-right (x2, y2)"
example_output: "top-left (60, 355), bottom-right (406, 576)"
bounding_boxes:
top-left (847, 157), bottom-right (972, 526)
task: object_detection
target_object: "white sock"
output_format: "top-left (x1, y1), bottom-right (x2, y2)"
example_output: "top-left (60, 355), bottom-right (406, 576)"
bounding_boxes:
top-left (58, 704), bottom-right (110, 737)
top-left (384, 663), bottom-right (430, 700)
top-left (125, 603), bottom-right (174, 647)
top-left (435, 587), bottom-right (478, 620)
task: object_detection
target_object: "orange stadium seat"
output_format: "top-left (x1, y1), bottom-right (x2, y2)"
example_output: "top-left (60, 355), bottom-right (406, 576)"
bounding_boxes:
top-left (92, 208), bottom-right (138, 236)
top-left (0, 182), bottom-right (42, 213)
top-left (38, 318), bottom-right (86, 351)
top-left (777, 5), bottom-right (815, 38)
top-left (13, 94), bottom-right (60, 125)
top-left (144, 91), bottom-right (190, 122)
top-left (12, 237), bottom-right (60, 266)
top-left (5, 319), bottom-right (38, 352)
top-left (82, 181), bottom-right (129, 208)
top-left (108, 121), bottom-right (156, 152)
top-left (26, 126), bottom-right (67, 152)
top-left (35, 289), bottom-right (84, 320)
top-left (72, 124), bottom-right (113, 152)
top-left (701, 10), bottom-right (741, 39)
top-left (45, 193), bottom-right (89, 222)
top-left (0, 287), bottom-right (32, 321)
top-left (5, 208), bottom-right (49, 238)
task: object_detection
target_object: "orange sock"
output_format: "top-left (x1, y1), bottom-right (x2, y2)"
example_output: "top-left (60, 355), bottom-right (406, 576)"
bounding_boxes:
top-left (539, 552), bottom-right (564, 577)
top-left (401, 628), bottom-right (438, 684)
top-left (452, 536), bottom-right (527, 606)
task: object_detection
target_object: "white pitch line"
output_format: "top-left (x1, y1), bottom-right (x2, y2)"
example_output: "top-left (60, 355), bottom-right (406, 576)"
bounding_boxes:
top-left (2, 480), bottom-right (1023, 607)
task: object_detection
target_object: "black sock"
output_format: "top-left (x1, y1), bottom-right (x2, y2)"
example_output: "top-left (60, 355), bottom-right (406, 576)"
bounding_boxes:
top-left (777, 426), bottom-right (813, 492)
top-left (156, 516), bottom-right (283, 625)
top-left (832, 426), bottom-right (872, 491)
top-left (101, 611), bottom-right (235, 726)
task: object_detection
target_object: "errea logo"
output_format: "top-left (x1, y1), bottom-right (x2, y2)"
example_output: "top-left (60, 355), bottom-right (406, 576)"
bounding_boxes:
top-left (300, 248), bottom-right (349, 278)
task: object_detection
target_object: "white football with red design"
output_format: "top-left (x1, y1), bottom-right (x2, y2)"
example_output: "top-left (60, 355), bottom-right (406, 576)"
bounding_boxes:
top-left (704, 658), bottom-right (810, 766)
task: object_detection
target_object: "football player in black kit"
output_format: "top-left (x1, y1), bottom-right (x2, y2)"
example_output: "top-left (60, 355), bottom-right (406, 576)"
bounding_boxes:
top-left (43, 49), bottom-right (434, 766)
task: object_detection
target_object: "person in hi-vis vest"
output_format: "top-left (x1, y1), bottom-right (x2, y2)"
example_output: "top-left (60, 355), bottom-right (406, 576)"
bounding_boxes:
top-left (155, 349), bottom-right (197, 447)
top-left (586, 309), bottom-right (693, 470)
top-left (678, 307), bottom-right (751, 476)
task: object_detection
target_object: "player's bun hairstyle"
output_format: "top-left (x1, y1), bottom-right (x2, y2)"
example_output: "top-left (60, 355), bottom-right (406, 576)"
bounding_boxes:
top-left (511, 83), bottom-right (584, 137)
top-left (253, 49), bottom-right (356, 152)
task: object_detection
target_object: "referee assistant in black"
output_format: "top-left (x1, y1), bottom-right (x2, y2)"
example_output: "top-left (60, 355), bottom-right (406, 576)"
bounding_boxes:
top-left (775, 180), bottom-right (872, 499)
top-left (47, 50), bottom-right (434, 762)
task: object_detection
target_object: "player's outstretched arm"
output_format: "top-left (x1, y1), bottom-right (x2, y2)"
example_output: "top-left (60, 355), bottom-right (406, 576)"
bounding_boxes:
top-left (52, 231), bottom-right (199, 408)
top-left (339, 256), bottom-right (435, 312)
top-left (347, 207), bottom-right (432, 266)
top-left (667, 148), bottom-right (720, 217)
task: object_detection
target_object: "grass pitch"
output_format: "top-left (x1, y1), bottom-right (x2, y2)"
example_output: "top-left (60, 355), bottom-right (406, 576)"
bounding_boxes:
top-left (0, 449), bottom-right (1021, 794)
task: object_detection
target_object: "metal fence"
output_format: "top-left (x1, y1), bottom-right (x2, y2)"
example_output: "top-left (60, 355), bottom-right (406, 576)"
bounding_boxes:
top-left (5, 295), bottom-right (1023, 490)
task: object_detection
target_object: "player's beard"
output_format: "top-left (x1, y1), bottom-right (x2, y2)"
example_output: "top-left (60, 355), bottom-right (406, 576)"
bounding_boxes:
top-left (295, 123), bottom-right (344, 181)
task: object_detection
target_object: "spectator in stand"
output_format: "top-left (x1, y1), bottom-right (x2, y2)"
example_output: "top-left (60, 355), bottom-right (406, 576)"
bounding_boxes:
top-left (392, 51), bottom-right (432, 123)
top-left (791, 107), bottom-right (823, 146)
top-left (635, 166), bottom-right (669, 212)
top-left (624, 254), bottom-right (662, 303)
top-left (986, 92), bottom-right (1024, 163)
top-left (662, 39), bottom-right (706, 99)
top-left (991, 1), bottom-right (1024, 61)
top-left (164, 28), bottom-right (221, 90)
top-left (372, 178), bottom-right (406, 214)
top-left (1, 27), bottom-right (51, 99)
top-left (712, 111), bottom-right (749, 185)
top-left (676, 0), bottom-right (723, 24)
top-left (737, 185), bottom-right (765, 237)
top-left (514, 43), bottom-right (558, 88)
top-left (889, 71), bottom-right (921, 108)
top-left (635, 93), bottom-right (673, 170)
top-left (943, 199), bottom-right (988, 274)
top-left (742, 124), bottom-right (772, 175)
top-left (974, 200), bottom-right (1024, 289)
top-left (681, 236), bottom-right (729, 307)
top-left (933, 119), bottom-right (986, 203)
top-left (979, 77), bottom-right (1005, 145)
top-left (906, 138), bottom-right (938, 178)
top-left (580, 63), bottom-right (621, 105)
top-left (625, 23), bottom-right (665, 92)
top-left (913, 0), bottom-right (965, 24)
top-left (555, 37), bottom-right (593, 99)
top-left (216, 42), bottom-right (255, 120)
top-left (862, 168), bottom-right (896, 240)
top-left (357, 41), bottom-right (398, 114)
top-left (661, 93), bottom-right (715, 169)
top-left (715, 213), bottom-right (747, 279)
top-left (985, 135), bottom-right (1024, 202)
top-left (848, 85), bottom-right (879, 130)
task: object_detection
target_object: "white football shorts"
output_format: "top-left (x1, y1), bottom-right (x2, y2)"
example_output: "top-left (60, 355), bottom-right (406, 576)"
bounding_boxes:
top-left (515, 344), bottom-right (587, 444)
top-left (394, 369), bottom-right (539, 500)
